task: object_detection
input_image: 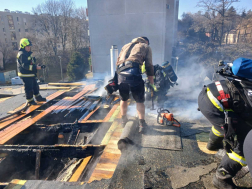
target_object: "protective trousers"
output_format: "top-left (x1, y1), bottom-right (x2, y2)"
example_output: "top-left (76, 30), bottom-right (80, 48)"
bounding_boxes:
top-left (244, 130), bottom-right (252, 177)
top-left (198, 86), bottom-right (251, 176)
top-left (21, 77), bottom-right (40, 102)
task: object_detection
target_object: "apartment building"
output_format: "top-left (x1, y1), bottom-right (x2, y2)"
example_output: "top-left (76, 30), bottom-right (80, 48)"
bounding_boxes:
top-left (0, 9), bottom-right (34, 51)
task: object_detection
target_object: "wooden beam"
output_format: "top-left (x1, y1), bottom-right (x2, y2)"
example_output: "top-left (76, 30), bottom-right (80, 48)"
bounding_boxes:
top-left (35, 150), bottom-right (41, 179)
top-left (69, 156), bottom-right (92, 182)
top-left (0, 91), bottom-right (65, 130)
top-left (48, 82), bottom-right (86, 86)
top-left (0, 97), bottom-right (12, 103)
top-left (103, 104), bottom-right (119, 122)
top-left (83, 120), bottom-right (103, 123)
top-left (4, 179), bottom-right (27, 189)
top-left (78, 106), bottom-right (100, 123)
top-left (88, 121), bottom-right (122, 183)
top-left (39, 86), bottom-right (70, 90)
top-left (0, 144), bottom-right (104, 158)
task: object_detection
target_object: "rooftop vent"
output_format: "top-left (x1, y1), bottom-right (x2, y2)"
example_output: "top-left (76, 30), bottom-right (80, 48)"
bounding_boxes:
top-left (4, 9), bottom-right (10, 13)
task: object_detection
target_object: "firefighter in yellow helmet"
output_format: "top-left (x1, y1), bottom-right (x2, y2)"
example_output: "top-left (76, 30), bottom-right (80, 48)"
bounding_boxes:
top-left (17, 38), bottom-right (46, 105)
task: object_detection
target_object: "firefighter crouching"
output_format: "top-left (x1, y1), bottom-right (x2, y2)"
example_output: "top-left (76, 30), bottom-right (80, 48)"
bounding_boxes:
top-left (143, 61), bottom-right (177, 106)
top-left (17, 38), bottom-right (46, 106)
top-left (198, 58), bottom-right (252, 189)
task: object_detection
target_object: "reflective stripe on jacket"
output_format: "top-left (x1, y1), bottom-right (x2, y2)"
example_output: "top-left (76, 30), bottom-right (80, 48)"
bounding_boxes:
top-left (206, 80), bottom-right (233, 112)
top-left (17, 49), bottom-right (37, 77)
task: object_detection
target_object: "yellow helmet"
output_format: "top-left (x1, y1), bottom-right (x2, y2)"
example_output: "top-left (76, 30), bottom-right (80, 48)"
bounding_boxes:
top-left (20, 38), bottom-right (32, 49)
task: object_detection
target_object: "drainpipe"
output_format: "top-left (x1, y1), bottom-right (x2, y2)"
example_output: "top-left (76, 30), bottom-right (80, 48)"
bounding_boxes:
top-left (110, 45), bottom-right (118, 77)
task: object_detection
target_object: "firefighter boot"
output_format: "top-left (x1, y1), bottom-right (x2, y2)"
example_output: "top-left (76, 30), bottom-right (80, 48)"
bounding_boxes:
top-left (207, 128), bottom-right (224, 151)
top-left (213, 167), bottom-right (236, 189)
top-left (139, 119), bottom-right (147, 134)
top-left (27, 99), bottom-right (37, 106)
top-left (121, 115), bottom-right (128, 127)
top-left (35, 94), bottom-right (47, 102)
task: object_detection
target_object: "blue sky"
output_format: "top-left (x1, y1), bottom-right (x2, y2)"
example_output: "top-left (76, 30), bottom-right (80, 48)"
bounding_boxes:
top-left (1, 0), bottom-right (251, 18)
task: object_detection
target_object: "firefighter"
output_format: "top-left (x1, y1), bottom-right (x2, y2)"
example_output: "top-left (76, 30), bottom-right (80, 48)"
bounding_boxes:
top-left (244, 129), bottom-right (252, 177)
top-left (143, 61), bottom-right (177, 107)
top-left (116, 37), bottom-right (155, 133)
top-left (198, 78), bottom-right (252, 188)
top-left (17, 38), bottom-right (46, 105)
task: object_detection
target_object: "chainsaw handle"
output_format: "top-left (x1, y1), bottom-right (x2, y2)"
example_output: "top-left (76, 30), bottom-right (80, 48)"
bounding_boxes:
top-left (157, 108), bottom-right (170, 114)
top-left (172, 118), bottom-right (181, 127)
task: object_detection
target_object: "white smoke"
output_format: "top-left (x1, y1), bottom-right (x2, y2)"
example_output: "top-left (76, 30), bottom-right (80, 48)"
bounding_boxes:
top-left (86, 73), bottom-right (112, 96)
top-left (163, 60), bottom-right (213, 121)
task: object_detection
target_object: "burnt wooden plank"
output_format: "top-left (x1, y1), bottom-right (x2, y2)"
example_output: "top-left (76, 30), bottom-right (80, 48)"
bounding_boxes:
top-left (0, 91), bottom-right (65, 130)
top-left (0, 85), bottom-right (95, 144)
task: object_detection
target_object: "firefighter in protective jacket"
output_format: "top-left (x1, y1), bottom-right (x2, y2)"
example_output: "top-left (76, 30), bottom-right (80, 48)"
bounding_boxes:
top-left (198, 68), bottom-right (252, 188)
top-left (143, 61), bottom-right (177, 106)
top-left (17, 38), bottom-right (46, 105)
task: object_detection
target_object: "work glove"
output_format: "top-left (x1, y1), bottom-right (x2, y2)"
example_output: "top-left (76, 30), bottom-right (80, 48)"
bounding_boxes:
top-left (41, 65), bottom-right (46, 69)
top-left (219, 60), bottom-right (224, 66)
top-left (32, 57), bottom-right (36, 63)
top-left (150, 83), bottom-right (158, 92)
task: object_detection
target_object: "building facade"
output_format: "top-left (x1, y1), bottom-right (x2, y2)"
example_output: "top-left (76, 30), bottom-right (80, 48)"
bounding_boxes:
top-left (0, 9), bottom-right (33, 51)
top-left (87, 0), bottom-right (179, 75)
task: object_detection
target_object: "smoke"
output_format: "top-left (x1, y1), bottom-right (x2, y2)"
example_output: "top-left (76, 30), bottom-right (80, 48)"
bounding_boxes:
top-left (109, 58), bottom-right (213, 122)
top-left (84, 73), bottom-right (112, 97)
top-left (127, 104), bottom-right (139, 117)
top-left (92, 75), bottom-right (111, 96)
top-left (163, 58), bottom-right (213, 121)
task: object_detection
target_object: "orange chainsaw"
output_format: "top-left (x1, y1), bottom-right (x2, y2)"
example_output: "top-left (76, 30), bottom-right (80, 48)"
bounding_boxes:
top-left (157, 108), bottom-right (181, 127)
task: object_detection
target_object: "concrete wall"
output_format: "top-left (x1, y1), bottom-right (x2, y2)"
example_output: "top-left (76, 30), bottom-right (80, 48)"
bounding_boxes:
top-left (0, 52), bottom-right (3, 69)
top-left (88, 0), bottom-right (179, 74)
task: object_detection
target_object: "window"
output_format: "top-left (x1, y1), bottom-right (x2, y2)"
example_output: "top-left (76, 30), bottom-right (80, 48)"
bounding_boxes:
top-left (25, 22), bottom-right (26, 25)
top-left (19, 29), bottom-right (21, 32)
top-left (12, 42), bottom-right (18, 50)
top-left (58, 45), bottom-right (61, 48)
top-left (7, 15), bottom-right (15, 30)
top-left (5, 38), bottom-right (7, 43)
top-left (3, 28), bottom-right (5, 32)
top-left (11, 31), bottom-right (16, 40)
top-left (25, 29), bottom-right (28, 32)
top-left (17, 17), bottom-right (19, 21)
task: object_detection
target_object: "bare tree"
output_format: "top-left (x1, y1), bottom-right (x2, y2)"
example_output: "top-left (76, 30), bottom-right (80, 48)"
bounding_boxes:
top-left (197, 0), bottom-right (239, 46)
top-left (32, 0), bottom-right (62, 56)
top-left (236, 10), bottom-right (252, 43)
top-left (0, 42), bottom-right (13, 70)
top-left (69, 7), bottom-right (89, 51)
top-left (58, 0), bottom-right (74, 53)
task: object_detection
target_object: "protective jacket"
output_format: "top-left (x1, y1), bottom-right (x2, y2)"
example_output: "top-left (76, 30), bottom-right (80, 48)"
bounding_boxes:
top-left (116, 37), bottom-right (154, 76)
top-left (17, 49), bottom-right (37, 77)
top-left (154, 65), bottom-right (172, 91)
